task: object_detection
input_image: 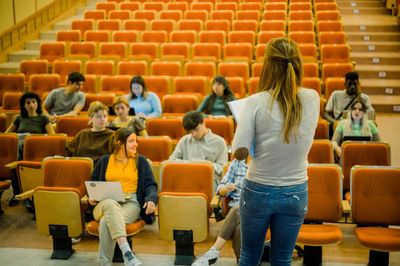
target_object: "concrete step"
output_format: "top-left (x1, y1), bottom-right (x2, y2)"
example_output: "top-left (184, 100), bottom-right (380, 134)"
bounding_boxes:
top-left (348, 41), bottom-right (400, 52)
top-left (355, 64), bottom-right (400, 79)
top-left (360, 79), bottom-right (400, 95)
top-left (339, 7), bottom-right (391, 15)
top-left (8, 50), bottom-right (39, 62)
top-left (0, 62), bottom-right (20, 74)
top-left (369, 95), bottom-right (400, 113)
top-left (24, 39), bottom-right (56, 50)
top-left (347, 32), bottom-right (400, 42)
top-left (344, 24), bottom-right (400, 32)
top-left (40, 31), bottom-right (57, 41)
top-left (337, 1), bottom-right (385, 8)
top-left (352, 52), bottom-right (400, 65)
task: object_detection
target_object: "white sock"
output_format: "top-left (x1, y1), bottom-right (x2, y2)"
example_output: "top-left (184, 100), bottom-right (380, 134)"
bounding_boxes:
top-left (119, 242), bottom-right (131, 255)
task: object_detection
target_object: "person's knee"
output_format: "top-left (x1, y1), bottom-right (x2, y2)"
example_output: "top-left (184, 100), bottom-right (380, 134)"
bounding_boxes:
top-left (101, 199), bottom-right (121, 211)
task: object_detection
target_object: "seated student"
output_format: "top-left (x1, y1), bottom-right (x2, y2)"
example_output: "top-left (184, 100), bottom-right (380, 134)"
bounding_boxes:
top-left (6, 91), bottom-right (55, 205)
top-left (324, 72), bottom-right (373, 125)
top-left (6, 92), bottom-right (54, 135)
top-left (332, 98), bottom-right (381, 159)
top-left (169, 110), bottom-right (228, 190)
top-left (89, 127), bottom-right (158, 266)
top-left (109, 96), bottom-right (148, 137)
top-left (192, 159), bottom-right (247, 266)
top-left (43, 72), bottom-right (86, 123)
top-left (126, 76), bottom-right (162, 119)
top-left (197, 76), bottom-right (236, 117)
top-left (66, 101), bottom-right (114, 165)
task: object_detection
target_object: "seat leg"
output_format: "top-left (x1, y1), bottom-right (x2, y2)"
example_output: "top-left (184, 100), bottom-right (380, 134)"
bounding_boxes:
top-left (0, 190), bottom-right (5, 215)
top-left (49, 224), bottom-right (74, 260)
top-left (112, 236), bottom-right (133, 263)
top-left (369, 250), bottom-right (389, 266)
top-left (173, 229), bottom-right (194, 265)
top-left (303, 245), bottom-right (322, 266)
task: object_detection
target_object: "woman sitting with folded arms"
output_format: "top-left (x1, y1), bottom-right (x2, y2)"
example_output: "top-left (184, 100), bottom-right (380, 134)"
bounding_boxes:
top-left (66, 101), bottom-right (114, 165)
top-left (6, 92), bottom-right (54, 135)
top-left (332, 98), bottom-right (381, 159)
top-left (109, 96), bottom-right (148, 137)
top-left (127, 75), bottom-right (162, 119)
top-left (89, 127), bottom-right (158, 266)
top-left (197, 76), bottom-right (236, 117)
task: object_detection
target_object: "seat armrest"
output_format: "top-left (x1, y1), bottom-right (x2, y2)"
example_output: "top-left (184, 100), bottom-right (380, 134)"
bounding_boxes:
top-left (210, 194), bottom-right (220, 208)
top-left (15, 189), bottom-right (34, 200)
top-left (341, 200), bottom-right (351, 214)
top-left (5, 161), bottom-right (19, 169)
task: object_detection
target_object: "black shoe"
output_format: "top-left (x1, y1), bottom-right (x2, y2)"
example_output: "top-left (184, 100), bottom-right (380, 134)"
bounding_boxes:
top-left (23, 199), bottom-right (34, 214)
top-left (213, 207), bottom-right (225, 222)
top-left (9, 197), bottom-right (19, 207)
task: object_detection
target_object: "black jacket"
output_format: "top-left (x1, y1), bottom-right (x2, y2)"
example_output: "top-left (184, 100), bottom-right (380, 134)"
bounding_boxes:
top-left (91, 154), bottom-right (158, 224)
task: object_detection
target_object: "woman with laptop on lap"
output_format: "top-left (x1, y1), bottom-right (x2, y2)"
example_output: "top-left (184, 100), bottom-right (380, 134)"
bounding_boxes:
top-left (88, 127), bottom-right (158, 266)
top-left (332, 98), bottom-right (381, 159)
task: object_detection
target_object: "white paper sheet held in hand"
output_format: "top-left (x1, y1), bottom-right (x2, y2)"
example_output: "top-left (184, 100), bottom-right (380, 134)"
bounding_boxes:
top-left (228, 98), bottom-right (249, 123)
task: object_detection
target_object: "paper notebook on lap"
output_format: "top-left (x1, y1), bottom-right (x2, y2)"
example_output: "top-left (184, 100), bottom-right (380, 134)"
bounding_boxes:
top-left (85, 181), bottom-right (125, 202)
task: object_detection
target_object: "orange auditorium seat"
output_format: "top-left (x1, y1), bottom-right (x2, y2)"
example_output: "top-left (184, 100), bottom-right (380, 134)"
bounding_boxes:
top-left (257, 31), bottom-right (286, 45)
top-left (150, 19), bottom-right (176, 34)
top-left (317, 21), bottom-right (343, 33)
top-left (84, 10), bottom-right (106, 20)
top-left (218, 62), bottom-right (250, 83)
top-left (298, 43), bottom-right (318, 62)
top-left (97, 19), bottom-right (121, 31)
top-left (68, 41), bottom-right (97, 60)
top-left (112, 30), bottom-right (138, 43)
top-left (56, 117), bottom-right (91, 137)
top-left (39, 42), bottom-right (66, 64)
top-left (84, 30), bottom-right (110, 42)
top-left (223, 43), bottom-right (253, 63)
top-left (170, 30), bottom-right (197, 43)
top-left (163, 94), bottom-right (200, 116)
top-left (289, 2), bottom-right (312, 11)
top-left (288, 20), bottom-right (315, 32)
top-left (210, 10), bottom-right (235, 23)
top-left (141, 31), bottom-right (168, 43)
top-left (205, 20), bottom-right (231, 33)
top-left (314, 2), bottom-right (338, 12)
top-left (289, 10), bottom-right (313, 21)
top-left (251, 62), bottom-right (263, 78)
top-left (117, 60), bottom-right (148, 76)
top-left (71, 19), bottom-right (94, 37)
top-left (143, 2), bottom-right (165, 12)
top-left (264, 2), bottom-right (287, 11)
top-left (314, 119), bottom-right (329, 139)
top-left (308, 139), bottom-right (334, 163)
top-left (161, 43), bottom-right (191, 61)
top-left (190, 2), bottom-right (214, 12)
top-left (303, 77), bottom-right (322, 96)
top-left (132, 10), bottom-right (157, 21)
top-left (204, 117), bottom-right (234, 145)
top-left (198, 30), bottom-right (226, 47)
top-left (119, 2), bottom-right (141, 12)
top-left (324, 77), bottom-right (345, 100)
top-left (320, 44), bottom-right (351, 64)
top-left (146, 118), bottom-right (184, 141)
top-left (185, 61), bottom-right (216, 77)
top-left (52, 60), bottom-right (82, 86)
top-left (19, 60), bottom-right (48, 84)
top-left (225, 77), bottom-right (245, 99)
top-left (322, 62), bottom-right (353, 83)
top-left (184, 10), bottom-right (208, 21)
top-left (259, 20), bottom-right (286, 32)
top-left (232, 20), bottom-right (258, 31)
top-left (262, 10), bottom-right (287, 21)
top-left (166, 2), bottom-right (189, 12)
top-left (83, 93), bottom-right (115, 111)
top-left (160, 10), bottom-right (183, 21)
top-left (124, 19), bottom-right (148, 31)
top-left (84, 60), bottom-right (114, 76)
top-left (143, 75), bottom-right (171, 98)
top-left (96, 2), bottom-right (117, 16)
top-left (129, 43), bottom-right (160, 62)
top-left (315, 10), bottom-right (341, 21)
top-left (236, 10), bottom-right (260, 21)
top-left (248, 77), bottom-right (259, 95)
top-left (191, 42), bottom-right (221, 62)
top-left (109, 10), bottom-right (131, 20)
top-left (319, 32), bottom-right (347, 46)
top-left (174, 76), bottom-right (209, 96)
top-left (56, 30), bottom-right (81, 42)
top-left (100, 75), bottom-right (131, 95)
top-left (151, 61), bottom-right (182, 77)
top-left (29, 74), bottom-right (60, 98)
top-left (227, 31), bottom-right (256, 45)
top-left (240, 2), bottom-right (262, 11)
top-left (177, 19), bottom-right (204, 31)
top-left (289, 31), bottom-right (316, 45)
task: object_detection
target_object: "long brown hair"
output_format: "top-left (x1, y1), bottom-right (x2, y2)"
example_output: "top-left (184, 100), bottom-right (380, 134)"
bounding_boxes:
top-left (258, 37), bottom-right (303, 143)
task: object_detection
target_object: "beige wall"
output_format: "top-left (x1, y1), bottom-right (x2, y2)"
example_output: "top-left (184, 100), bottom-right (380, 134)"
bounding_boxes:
top-left (0, 0), bottom-right (15, 33)
top-left (0, 0), bottom-right (55, 31)
top-left (37, 0), bottom-right (53, 10)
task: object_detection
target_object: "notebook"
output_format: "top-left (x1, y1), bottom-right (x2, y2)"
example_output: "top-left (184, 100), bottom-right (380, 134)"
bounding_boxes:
top-left (85, 181), bottom-right (125, 202)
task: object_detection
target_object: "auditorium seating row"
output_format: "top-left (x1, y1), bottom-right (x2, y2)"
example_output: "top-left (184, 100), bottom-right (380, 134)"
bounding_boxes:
top-left (0, 132), bottom-right (396, 265)
top-left (0, 71), bottom-right (348, 107)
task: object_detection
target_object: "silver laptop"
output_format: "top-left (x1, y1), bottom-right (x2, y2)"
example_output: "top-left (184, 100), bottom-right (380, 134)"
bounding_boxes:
top-left (85, 181), bottom-right (125, 202)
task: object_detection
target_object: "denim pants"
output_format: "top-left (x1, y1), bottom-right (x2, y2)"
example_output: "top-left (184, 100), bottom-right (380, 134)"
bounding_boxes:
top-left (239, 179), bottom-right (308, 266)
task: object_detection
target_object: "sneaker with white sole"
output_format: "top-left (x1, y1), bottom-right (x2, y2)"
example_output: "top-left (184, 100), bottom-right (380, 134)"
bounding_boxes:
top-left (123, 251), bottom-right (142, 266)
top-left (192, 247), bottom-right (220, 266)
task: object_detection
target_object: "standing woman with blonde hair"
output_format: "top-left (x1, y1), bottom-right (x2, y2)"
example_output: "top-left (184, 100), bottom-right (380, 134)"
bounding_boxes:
top-left (232, 38), bottom-right (320, 265)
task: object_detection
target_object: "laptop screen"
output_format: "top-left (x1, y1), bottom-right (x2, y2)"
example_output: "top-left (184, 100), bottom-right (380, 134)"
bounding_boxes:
top-left (342, 135), bottom-right (372, 142)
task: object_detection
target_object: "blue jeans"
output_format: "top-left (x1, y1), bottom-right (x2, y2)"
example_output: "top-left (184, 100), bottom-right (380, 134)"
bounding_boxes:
top-left (239, 179), bottom-right (308, 266)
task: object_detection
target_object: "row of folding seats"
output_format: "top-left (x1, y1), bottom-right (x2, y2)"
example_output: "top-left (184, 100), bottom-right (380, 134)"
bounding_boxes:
top-left (91, 1), bottom-right (338, 17)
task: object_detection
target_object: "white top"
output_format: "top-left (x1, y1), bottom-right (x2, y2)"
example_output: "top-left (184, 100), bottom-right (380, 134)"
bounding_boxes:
top-left (232, 88), bottom-right (320, 186)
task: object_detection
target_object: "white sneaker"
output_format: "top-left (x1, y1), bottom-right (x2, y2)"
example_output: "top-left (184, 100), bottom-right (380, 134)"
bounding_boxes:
top-left (123, 251), bottom-right (142, 266)
top-left (192, 247), bottom-right (220, 266)
top-left (71, 237), bottom-right (81, 244)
